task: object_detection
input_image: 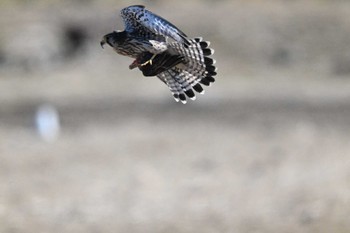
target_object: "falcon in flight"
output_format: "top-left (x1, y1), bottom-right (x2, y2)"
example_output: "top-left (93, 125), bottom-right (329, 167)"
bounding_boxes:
top-left (100, 5), bottom-right (217, 103)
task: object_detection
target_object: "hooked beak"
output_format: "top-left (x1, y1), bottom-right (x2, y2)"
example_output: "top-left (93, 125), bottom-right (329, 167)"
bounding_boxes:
top-left (100, 35), bottom-right (107, 48)
top-left (100, 38), bottom-right (106, 49)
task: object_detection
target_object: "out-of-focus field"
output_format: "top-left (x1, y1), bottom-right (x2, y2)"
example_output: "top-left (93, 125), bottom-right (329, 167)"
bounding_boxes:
top-left (1, 1), bottom-right (350, 232)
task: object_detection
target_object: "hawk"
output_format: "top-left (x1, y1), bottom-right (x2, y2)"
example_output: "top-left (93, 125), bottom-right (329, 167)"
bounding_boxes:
top-left (100, 5), bottom-right (217, 103)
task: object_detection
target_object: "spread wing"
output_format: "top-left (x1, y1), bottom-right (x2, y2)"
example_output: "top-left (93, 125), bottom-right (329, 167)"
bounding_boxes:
top-left (121, 5), bottom-right (190, 45)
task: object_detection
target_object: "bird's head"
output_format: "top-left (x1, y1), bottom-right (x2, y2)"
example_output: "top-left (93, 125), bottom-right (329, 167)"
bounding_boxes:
top-left (100, 31), bottom-right (126, 48)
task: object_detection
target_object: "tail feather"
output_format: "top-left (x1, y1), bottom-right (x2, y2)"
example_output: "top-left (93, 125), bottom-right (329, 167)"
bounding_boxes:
top-left (155, 37), bottom-right (216, 103)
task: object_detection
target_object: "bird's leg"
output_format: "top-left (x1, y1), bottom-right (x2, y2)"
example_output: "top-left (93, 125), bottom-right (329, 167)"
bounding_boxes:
top-left (141, 54), bottom-right (157, 66)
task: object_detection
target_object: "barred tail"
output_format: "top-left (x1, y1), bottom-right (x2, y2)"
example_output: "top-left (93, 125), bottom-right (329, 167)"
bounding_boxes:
top-left (157, 37), bottom-right (217, 103)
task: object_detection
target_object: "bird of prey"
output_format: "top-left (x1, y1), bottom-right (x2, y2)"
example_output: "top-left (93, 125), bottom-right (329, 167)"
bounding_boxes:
top-left (100, 5), bottom-right (217, 103)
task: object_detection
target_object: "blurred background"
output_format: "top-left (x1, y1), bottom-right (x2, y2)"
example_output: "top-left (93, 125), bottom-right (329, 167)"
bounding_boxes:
top-left (1, 0), bottom-right (350, 232)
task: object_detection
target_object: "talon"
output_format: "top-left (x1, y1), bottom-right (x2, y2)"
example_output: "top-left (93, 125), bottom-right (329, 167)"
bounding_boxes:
top-left (141, 60), bottom-right (150, 66)
top-left (141, 54), bottom-right (156, 66)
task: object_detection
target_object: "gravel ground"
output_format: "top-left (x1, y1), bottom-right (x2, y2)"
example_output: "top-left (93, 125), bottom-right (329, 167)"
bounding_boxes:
top-left (1, 1), bottom-right (350, 232)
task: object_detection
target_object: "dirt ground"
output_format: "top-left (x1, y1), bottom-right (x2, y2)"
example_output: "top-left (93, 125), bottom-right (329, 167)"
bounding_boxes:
top-left (1, 1), bottom-right (350, 232)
